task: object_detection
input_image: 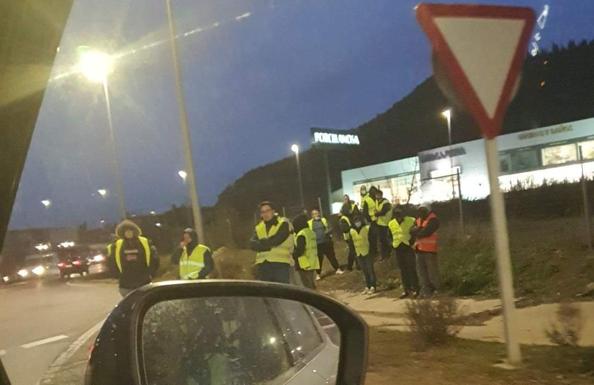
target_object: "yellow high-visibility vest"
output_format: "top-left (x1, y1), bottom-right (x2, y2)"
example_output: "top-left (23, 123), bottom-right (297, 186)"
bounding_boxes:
top-left (376, 199), bottom-right (392, 226)
top-left (295, 228), bottom-right (319, 271)
top-left (114, 237), bottom-right (151, 273)
top-left (362, 194), bottom-right (377, 222)
top-left (388, 216), bottom-right (415, 248)
top-left (307, 217), bottom-right (328, 230)
top-left (179, 244), bottom-right (210, 280)
top-left (254, 217), bottom-right (294, 264)
top-left (350, 226), bottom-right (370, 257)
top-left (340, 215), bottom-right (352, 240)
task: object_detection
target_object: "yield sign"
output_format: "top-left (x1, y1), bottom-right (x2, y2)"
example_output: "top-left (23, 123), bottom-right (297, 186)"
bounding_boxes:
top-left (416, 4), bottom-right (535, 139)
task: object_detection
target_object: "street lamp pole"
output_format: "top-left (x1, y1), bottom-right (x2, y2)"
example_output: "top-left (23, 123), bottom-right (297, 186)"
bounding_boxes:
top-left (292, 144), bottom-right (305, 209)
top-left (102, 80), bottom-right (127, 220)
top-left (166, 0), bottom-right (205, 242)
top-left (442, 108), bottom-right (464, 234)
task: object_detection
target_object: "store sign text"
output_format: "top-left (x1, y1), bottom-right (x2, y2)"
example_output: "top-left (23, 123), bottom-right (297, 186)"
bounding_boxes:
top-left (420, 147), bottom-right (466, 162)
top-left (518, 124), bottom-right (573, 140)
top-left (313, 132), bottom-right (360, 146)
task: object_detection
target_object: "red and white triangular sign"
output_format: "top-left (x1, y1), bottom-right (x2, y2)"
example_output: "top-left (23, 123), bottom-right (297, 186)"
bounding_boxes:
top-left (416, 4), bottom-right (535, 139)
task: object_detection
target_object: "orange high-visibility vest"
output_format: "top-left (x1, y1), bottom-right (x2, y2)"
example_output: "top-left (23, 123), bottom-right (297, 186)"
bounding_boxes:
top-left (415, 212), bottom-right (438, 253)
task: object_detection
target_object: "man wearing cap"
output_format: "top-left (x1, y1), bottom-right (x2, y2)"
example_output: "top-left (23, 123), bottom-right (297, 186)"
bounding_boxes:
top-left (411, 204), bottom-right (440, 297)
top-left (171, 228), bottom-right (214, 280)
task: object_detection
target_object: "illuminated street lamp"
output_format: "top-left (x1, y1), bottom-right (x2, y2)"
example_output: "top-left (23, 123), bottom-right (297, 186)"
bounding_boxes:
top-left (77, 47), bottom-right (126, 220)
top-left (291, 144), bottom-right (305, 209)
top-left (178, 170), bottom-right (188, 183)
top-left (41, 199), bottom-right (52, 208)
top-left (97, 189), bottom-right (108, 198)
top-left (441, 108), bottom-right (464, 233)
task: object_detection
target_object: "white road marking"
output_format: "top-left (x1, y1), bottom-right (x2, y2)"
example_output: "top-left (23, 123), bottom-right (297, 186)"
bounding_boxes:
top-left (21, 335), bottom-right (69, 349)
top-left (38, 319), bottom-right (105, 384)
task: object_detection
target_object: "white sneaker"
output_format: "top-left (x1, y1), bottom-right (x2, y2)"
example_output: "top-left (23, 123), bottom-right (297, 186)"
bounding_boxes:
top-left (316, 274), bottom-right (321, 281)
top-left (368, 287), bottom-right (376, 294)
top-left (335, 269), bottom-right (345, 275)
top-left (362, 287), bottom-right (370, 294)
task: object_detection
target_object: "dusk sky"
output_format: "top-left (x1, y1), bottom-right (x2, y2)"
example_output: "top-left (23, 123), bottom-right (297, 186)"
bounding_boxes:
top-left (9, 0), bottom-right (594, 229)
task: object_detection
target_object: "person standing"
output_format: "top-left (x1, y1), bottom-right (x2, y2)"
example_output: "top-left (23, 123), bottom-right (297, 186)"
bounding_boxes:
top-left (341, 194), bottom-right (359, 218)
top-left (291, 214), bottom-right (319, 289)
top-left (111, 220), bottom-right (159, 297)
top-left (250, 201), bottom-right (294, 284)
top-left (308, 208), bottom-right (344, 280)
top-left (375, 189), bottom-right (392, 260)
top-left (171, 228), bottom-right (214, 280)
top-left (350, 215), bottom-right (376, 294)
top-left (360, 185), bottom-right (378, 257)
top-left (339, 206), bottom-right (358, 271)
top-left (388, 207), bottom-right (419, 298)
top-left (412, 204), bottom-right (440, 297)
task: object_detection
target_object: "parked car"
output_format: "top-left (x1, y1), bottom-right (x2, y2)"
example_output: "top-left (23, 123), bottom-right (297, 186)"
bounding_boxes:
top-left (17, 253), bottom-right (61, 281)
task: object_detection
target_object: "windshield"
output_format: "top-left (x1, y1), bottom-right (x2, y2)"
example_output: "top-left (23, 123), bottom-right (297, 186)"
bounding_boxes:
top-left (2, 1), bottom-right (594, 385)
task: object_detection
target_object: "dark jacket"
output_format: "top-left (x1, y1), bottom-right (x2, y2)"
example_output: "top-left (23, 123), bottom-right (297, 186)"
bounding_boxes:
top-left (249, 216), bottom-right (291, 252)
top-left (375, 198), bottom-right (392, 217)
top-left (412, 213), bottom-right (440, 238)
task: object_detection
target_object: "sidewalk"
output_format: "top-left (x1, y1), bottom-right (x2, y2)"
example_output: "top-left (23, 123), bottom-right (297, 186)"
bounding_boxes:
top-left (329, 290), bottom-right (594, 346)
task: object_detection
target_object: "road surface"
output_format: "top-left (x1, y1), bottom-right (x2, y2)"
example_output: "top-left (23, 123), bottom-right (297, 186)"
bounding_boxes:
top-left (0, 279), bottom-right (120, 385)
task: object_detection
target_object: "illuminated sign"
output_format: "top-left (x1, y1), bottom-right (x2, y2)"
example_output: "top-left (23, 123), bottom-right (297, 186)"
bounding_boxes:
top-left (420, 147), bottom-right (466, 162)
top-left (518, 124), bottom-right (572, 140)
top-left (311, 128), bottom-right (360, 147)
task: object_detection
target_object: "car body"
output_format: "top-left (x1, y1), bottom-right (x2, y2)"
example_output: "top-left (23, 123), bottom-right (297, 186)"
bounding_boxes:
top-left (86, 243), bottom-right (110, 276)
top-left (57, 245), bottom-right (91, 279)
top-left (17, 253), bottom-right (60, 281)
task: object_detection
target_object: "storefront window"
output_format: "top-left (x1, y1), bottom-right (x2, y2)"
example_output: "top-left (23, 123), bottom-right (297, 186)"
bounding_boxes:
top-left (510, 149), bottom-right (540, 172)
top-left (578, 140), bottom-right (594, 160)
top-left (541, 143), bottom-right (577, 166)
top-left (500, 154), bottom-right (511, 173)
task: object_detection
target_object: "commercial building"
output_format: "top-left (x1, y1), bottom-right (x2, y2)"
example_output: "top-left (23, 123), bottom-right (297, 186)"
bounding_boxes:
top-left (340, 117), bottom-right (594, 207)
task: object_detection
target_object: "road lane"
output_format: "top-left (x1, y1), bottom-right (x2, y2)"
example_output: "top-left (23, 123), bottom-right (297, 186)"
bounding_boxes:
top-left (0, 279), bottom-right (120, 385)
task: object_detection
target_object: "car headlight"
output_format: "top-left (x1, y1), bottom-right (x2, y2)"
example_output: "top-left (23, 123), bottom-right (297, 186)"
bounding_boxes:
top-left (17, 269), bottom-right (29, 278)
top-left (92, 254), bottom-right (105, 262)
top-left (32, 265), bottom-right (46, 276)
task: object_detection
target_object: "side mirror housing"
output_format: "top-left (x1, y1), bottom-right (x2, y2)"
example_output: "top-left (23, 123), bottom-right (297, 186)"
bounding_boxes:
top-left (85, 280), bottom-right (368, 385)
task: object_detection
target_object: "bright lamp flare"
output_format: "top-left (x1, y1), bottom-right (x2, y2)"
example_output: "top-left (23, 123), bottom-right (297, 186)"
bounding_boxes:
top-left (78, 49), bottom-right (114, 83)
top-left (291, 144), bottom-right (299, 154)
top-left (441, 108), bottom-right (452, 120)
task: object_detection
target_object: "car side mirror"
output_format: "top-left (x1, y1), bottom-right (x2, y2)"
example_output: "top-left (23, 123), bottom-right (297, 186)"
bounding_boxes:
top-left (85, 280), bottom-right (368, 385)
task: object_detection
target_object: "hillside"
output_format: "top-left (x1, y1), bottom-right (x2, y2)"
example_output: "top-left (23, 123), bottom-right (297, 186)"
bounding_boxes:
top-left (215, 40), bottom-right (594, 229)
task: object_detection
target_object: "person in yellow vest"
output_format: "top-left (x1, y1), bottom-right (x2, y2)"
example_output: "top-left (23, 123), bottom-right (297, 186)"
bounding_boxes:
top-left (110, 220), bottom-right (159, 297)
top-left (388, 207), bottom-right (419, 299)
top-left (348, 214), bottom-right (376, 294)
top-left (249, 201), bottom-right (294, 283)
top-left (360, 185), bottom-right (378, 258)
top-left (411, 204), bottom-right (440, 298)
top-left (375, 189), bottom-right (392, 260)
top-left (308, 209), bottom-right (344, 280)
top-left (291, 214), bottom-right (320, 290)
top-left (340, 194), bottom-right (359, 218)
top-left (339, 205), bottom-right (359, 271)
top-left (171, 228), bottom-right (214, 280)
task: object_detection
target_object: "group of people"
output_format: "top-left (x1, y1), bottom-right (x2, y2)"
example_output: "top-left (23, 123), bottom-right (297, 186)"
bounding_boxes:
top-left (248, 188), bottom-right (440, 298)
top-left (107, 186), bottom-right (440, 299)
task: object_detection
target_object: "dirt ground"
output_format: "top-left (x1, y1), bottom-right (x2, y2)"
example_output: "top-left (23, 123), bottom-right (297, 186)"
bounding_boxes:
top-left (365, 327), bottom-right (594, 385)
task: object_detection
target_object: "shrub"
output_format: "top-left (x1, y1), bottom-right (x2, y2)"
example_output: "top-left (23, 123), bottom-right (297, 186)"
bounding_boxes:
top-left (546, 301), bottom-right (583, 347)
top-left (405, 297), bottom-right (463, 349)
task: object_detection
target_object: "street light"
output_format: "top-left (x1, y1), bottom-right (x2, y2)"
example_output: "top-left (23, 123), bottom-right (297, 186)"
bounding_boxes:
top-left (77, 47), bottom-right (126, 221)
top-left (41, 199), bottom-right (52, 208)
top-left (97, 189), bottom-right (108, 198)
top-left (178, 170), bottom-right (188, 183)
top-left (291, 144), bottom-right (305, 209)
top-left (166, 0), bottom-right (206, 242)
top-left (441, 108), bottom-right (464, 233)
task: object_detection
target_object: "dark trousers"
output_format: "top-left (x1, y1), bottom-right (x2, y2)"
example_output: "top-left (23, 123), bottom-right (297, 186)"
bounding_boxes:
top-left (368, 222), bottom-right (379, 258)
top-left (298, 270), bottom-right (316, 290)
top-left (377, 225), bottom-right (391, 259)
top-left (317, 242), bottom-right (339, 274)
top-left (357, 255), bottom-right (377, 289)
top-left (395, 244), bottom-right (419, 293)
top-left (256, 261), bottom-right (290, 284)
top-left (416, 251), bottom-right (439, 295)
top-left (346, 239), bottom-right (359, 270)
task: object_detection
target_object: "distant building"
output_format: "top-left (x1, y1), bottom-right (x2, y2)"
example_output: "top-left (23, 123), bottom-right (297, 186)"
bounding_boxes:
top-left (341, 117), bottom-right (594, 206)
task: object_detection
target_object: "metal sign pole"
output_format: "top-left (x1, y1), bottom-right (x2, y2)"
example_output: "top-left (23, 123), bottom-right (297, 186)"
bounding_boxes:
top-left (323, 150), bottom-right (332, 215)
top-left (579, 146), bottom-right (593, 251)
top-left (456, 168), bottom-right (465, 235)
top-left (484, 138), bottom-right (521, 365)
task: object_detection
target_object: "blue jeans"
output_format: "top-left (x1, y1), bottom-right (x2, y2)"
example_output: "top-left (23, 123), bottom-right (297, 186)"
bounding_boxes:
top-left (256, 261), bottom-right (290, 284)
top-left (357, 255), bottom-right (377, 289)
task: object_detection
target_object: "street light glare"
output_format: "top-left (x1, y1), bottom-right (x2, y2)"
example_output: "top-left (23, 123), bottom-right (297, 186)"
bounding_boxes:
top-left (41, 199), bottom-right (52, 208)
top-left (97, 189), bottom-right (108, 197)
top-left (77, 49), bottom-right (114, 83)
top-left (291, 144), bottom-right (299, 154)
top-left (441, 108), bottom-right (452, 120)
top-left (178, 170), bottom-right (188, 181)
